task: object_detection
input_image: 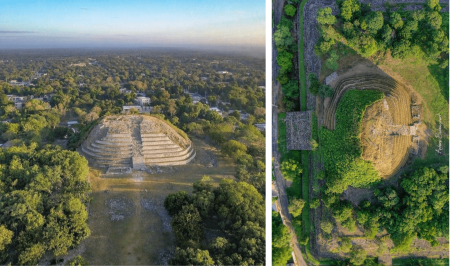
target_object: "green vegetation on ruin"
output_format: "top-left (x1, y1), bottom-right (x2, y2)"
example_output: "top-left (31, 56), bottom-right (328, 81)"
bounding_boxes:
top-left (320, 89), bottom-right (384, 194)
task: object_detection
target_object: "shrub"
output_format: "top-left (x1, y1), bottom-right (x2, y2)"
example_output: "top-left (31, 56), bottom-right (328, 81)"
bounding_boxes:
top-left (284, 4), bottom-right (296, 17)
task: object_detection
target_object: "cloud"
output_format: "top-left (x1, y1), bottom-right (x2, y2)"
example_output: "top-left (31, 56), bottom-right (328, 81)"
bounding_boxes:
top-left (80, 8), bottom-right (88, 10)
top-left (0, 31), bottom-right (37, 34)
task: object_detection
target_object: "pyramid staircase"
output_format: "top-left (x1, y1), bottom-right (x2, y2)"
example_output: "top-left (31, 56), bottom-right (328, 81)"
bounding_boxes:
top-left (80, 116), bottom-right (195, 169)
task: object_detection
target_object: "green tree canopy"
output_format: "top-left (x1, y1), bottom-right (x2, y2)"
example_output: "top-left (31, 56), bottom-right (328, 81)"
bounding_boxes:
top-left (0, 145), bottom-right (90, 264)
top-left (317, 7), bottom-right (336, 25)
top-left (284, 4), bottom-right (296, 17)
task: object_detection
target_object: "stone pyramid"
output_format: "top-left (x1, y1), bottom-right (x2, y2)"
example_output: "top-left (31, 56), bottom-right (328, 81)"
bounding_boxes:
top-left (80, 115), bottom-right (195, 169)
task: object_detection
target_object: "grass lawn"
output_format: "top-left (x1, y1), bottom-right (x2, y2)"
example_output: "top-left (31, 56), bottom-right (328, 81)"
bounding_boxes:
top-left (298, 0), bottom-right (307, 111)
top-left (379, 55), bottom-right (448, 131)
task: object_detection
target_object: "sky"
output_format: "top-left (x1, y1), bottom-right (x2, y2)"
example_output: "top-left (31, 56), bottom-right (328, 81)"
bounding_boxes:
top-left (0, 0), bottom-right (265, 50)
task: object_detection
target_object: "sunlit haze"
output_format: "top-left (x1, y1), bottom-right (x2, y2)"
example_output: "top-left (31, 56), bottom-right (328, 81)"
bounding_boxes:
top-left (0, 0), bottom-right (265, 50)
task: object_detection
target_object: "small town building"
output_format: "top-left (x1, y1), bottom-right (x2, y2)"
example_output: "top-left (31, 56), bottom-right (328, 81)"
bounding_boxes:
top-left (254, 123), bottom-right (265, 131)
top-left (119, 88), bottom-right (132, 94)
top-left (134, 96), bottom-right (151, 106)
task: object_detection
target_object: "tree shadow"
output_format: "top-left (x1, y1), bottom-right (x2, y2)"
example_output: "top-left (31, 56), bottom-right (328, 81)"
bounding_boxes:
top-left (427, 64), bottom-right (449, 102)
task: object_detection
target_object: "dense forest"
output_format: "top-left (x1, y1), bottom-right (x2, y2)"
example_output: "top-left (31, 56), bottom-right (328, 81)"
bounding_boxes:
top-left (164, 177), bottom-right (265, 265)
top-left (314, 0), bottom-right (448, 71)
top-left (0, 145), bottom-right (91, 265)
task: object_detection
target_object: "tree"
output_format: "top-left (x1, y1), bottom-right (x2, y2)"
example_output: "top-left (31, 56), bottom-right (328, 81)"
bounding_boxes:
top-left (358, 34), bottom-right (378, 57)
top-left (321, 221), bottom-right (333, 234)
top-left (390, 12), bottom-right (404, 30)
top-left (318, 84), bottom-right (334, 98)
top-left (171, 204), bottom-right (203, 242)
top-left (340, 0), bottom-right (361, 21)
top-left (381, 25), bottom-right (393, 47)
top-left (284, 4), bottom-right (296, 17)
top-left (339, 237), bottom-right (352, 253)
top-left (332, 200), bottom-right (353, 223)
top-left (274, 25), bottom-right (294, 52)
top-left (317, 7), bottom-right (336, 25)
top-left (375, 187), bottom-right (399, 209)
top-left (308, 73), bottom-right (320, 95)
top-left (221, 139), bottom-right (247, 159)
top-left (272, 212), bottom-right (291, 266)
top-left (281, 79), bottom-right (299, 99)
top-left (170, 247), bottom-right (215, 265)
top-left (365, 11), bottom-right (384, 34)
top-left (310, 198), bottom-right (320, 209)
top-left (280, 159), bottom-right (302, 181)
top-left (349, 246), bottom-right (367, 265)
top-left (288, 198), bottom-right (305, 217)
top-left (277, 51), bottom-right (294, 74)
top-left (24, 99), bottom-right (50, 112)
top-left (164, 191), bottom-right (192, 216)
top-left (426, 0), bottom-right (441, 11)
top-left (325, 50), bottom-right (339, 71)
top-left (0, 225), bottom-right (13, 262)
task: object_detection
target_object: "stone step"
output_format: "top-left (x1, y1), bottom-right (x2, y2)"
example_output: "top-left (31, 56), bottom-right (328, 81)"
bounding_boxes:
top-left (101, 137), bottom-right (133, 143)
top-left (83, 145), bottom-right (133, 157)
top-left (107, 133), bottom-right (131, 138)
top-left (141, 145), bottom-right (180, 151)
top-left (142, 146), bottom-right (184, 154)
top-left (141, 136), bottom-right (171, 142)
top-left (140, 133), bottom-right (166, 138)
top-left (142, 148), bottom-right (191, 158)
top-left (96, 158), bottom-right (132, 164)
top-left (146, 150), bottom-right (196, 166)
top-left (144, 148), bottom-right (194, 163)
top-left (94, 140), bottom-right (133, 147)
top-left (90, 142), bottom-right (132, 151)
top-left (82, 147), bottom-right (131, 159)
top-left (142, 140), bottom-right (174, 145)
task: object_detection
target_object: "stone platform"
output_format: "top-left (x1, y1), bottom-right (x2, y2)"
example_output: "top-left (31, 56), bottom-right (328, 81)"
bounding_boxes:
top-left (80, 115), bottom-right (195, 169)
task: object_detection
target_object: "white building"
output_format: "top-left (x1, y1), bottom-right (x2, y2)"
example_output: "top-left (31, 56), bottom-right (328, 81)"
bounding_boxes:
top-left (255, 123), bottom-right (266, 131)
top-left (8, 80), bottom-right (29, 86)
top-left (119, 88), bottom-right (132, 94)
top-left (7, 95), bottom-right (27, 109)
top-left (209, 107), bottom-right (223, 116)
top-left (189, 93), bottom-right (204, 104)
top-left (134, 96), bottom-right (151, 106)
